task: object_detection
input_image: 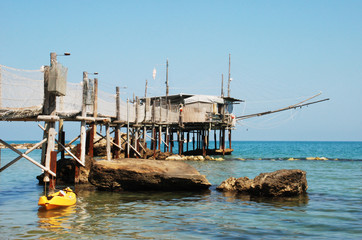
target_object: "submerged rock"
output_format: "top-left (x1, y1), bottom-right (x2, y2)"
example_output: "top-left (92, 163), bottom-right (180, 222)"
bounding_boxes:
top-left (88, 158), bottom-right (211, 191)
top-left (217, 169), bottom-right (308, 197)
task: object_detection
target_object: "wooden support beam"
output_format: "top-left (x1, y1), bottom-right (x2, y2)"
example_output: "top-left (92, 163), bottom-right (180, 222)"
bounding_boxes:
top-left (120, 135), bottom-right (142, 158)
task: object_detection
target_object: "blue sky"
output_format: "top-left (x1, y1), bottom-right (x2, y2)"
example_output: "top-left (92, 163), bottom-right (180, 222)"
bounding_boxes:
top-left (1, 0), bottom-right (361, 141)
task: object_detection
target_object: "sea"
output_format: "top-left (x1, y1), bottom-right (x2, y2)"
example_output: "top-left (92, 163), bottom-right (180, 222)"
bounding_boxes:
top-left (0, 141), bottom-right (361, 239)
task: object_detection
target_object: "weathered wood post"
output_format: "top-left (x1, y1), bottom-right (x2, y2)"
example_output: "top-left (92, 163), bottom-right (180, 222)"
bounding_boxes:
top-left (80, 72), bottom-right (88, 165)
top-left (114, 87), bottom-right (121, 158)
top-left (127, 98), bottom-right (130, 158)
top-left (214, 129), bottom-right (217, 150)
top-left (43, 53), bottom-right (58, 190)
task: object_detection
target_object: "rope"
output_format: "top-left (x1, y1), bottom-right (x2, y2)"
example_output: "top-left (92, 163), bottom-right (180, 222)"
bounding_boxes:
top-left (238, 109), bottom-right (300, 130)
top-left (0, 64), bottom-right (43, 72)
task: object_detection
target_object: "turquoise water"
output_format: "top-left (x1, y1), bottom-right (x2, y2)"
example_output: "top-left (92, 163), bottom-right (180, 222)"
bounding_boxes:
top-left (0, 141), bottom-right (361, 239)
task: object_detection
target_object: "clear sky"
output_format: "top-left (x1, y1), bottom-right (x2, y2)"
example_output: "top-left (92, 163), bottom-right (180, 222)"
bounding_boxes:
top-left (0, 0), bottom-right (361, 141)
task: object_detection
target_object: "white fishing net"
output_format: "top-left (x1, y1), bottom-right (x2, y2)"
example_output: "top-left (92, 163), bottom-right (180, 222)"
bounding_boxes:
top-left (0, 65), bottom-right (44, 110)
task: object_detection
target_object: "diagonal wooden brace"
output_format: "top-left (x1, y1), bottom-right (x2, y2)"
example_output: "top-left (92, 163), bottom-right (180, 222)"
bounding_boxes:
top-left (0, 138), bottom-right (47, 173)
top-left (0, 139), bottom-right (56, 177)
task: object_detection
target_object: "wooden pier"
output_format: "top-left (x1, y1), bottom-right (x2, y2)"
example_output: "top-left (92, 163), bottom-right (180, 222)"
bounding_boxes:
top-left (0, 53), bottom-right (242, 189)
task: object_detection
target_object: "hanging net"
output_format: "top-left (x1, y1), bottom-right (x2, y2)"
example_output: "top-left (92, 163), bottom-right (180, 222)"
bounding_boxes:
top-left (0, 65), bottom-right (44, 119)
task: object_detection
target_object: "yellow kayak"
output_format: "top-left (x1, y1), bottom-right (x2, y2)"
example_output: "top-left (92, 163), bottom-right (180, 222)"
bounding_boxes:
top-left (38, 187), bottom-right (76, 210)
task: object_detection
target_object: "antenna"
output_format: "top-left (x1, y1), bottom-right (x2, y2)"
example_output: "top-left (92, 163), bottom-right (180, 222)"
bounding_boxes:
top-left (221, 74), bottom-right (224, 97)
top-left (166, 59), bottom-right (169, 96)
top-left (227, 53), bottom-right (231, 97)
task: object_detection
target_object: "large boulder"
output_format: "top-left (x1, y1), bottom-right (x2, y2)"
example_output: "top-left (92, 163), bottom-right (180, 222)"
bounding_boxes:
top-left (217, 169), bottom-right (308, 197)
top-left (88, 159), bottom-right (211, 191)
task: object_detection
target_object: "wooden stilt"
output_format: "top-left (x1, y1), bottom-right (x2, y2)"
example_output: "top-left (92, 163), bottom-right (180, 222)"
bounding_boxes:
top-left (153, 127), bottom-right (156, 159)
top-left (193, 131), bottom-right (195, 150)
top-left (202, 130), bottom-right (206, 157)
top-left (158, 125), bottom-right (161, 151)
top-left (170, 131), bottom-right (173, 153)
top-left (229, 129), bottom-right (232, 149)
top-left (222, 127), bottom-right (225, 156)
top-left (49, 151), bottom-right (57, 189)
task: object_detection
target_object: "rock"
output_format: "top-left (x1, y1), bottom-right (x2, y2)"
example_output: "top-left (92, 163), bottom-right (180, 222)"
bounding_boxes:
top-left (217, 169), bottom-right (308, 197)
top-left (217, 177), bottom-right (238, 191)
top-left (36, 156), bottom-right (95, 185)
top-left (88, 158), bottom-right (211, 191)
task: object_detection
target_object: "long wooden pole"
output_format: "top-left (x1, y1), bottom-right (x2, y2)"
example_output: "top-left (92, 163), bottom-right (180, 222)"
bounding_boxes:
top-left (80, 72), bottom-right (88, 165)
top-left (114, 87), bottom-right (121, 158)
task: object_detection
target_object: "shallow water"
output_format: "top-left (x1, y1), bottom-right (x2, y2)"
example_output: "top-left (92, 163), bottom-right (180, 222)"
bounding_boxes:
top-left (0, 141), bottom-right (361, 239)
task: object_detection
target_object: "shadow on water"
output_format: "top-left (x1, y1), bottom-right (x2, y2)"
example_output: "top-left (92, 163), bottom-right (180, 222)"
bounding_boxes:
top-left (76, 188), bottom-right (212, 204)
top-left (220, 191), bottom-right (310, 208)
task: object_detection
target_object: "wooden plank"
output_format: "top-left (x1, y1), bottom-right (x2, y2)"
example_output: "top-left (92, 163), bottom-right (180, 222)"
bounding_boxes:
top-left (37, 115), bottom-right (60, 121)
top-left (76, 116), bottom-right (111, 122)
